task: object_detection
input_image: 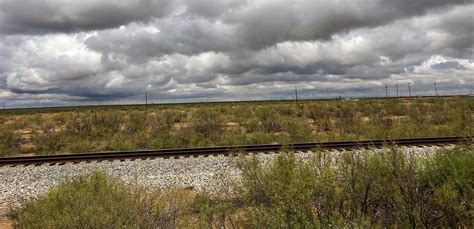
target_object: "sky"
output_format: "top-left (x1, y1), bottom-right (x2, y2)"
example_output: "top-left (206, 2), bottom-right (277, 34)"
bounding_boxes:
top-left (0, 0), bottom-right (473, 107)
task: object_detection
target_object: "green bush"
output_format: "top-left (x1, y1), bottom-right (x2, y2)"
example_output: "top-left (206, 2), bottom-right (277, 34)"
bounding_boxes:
top-left (284, 119), bottom-right (314, 142)
top-left (335, 105), bottom-right (358, 136)
top-left (305, 103), bottom-right (332, 133)
top-left (9, 172), bottom-right (193, 228)
top-left (194, 145), bottom-right (474, 227)
top-left (91, 111), bottom-right (123, 134)
top-left (191, 108), bottom-right (224, 139)
top-left (241, 117), bottom-right (260, 133)
top-left (421, 146), bottom-right (474, 227)
top-left (194, 193), bottom-right (242, 228)
top-left (125, 111), bottom-right (147, 133)
top-left (256, 106), bottom-right (285, 133)
top-left (0, 126), bottom-right (22, 156)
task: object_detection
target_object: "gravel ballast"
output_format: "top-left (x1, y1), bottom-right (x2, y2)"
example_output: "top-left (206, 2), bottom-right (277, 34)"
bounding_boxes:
top-left (0, 146), bottom-right (448, 218)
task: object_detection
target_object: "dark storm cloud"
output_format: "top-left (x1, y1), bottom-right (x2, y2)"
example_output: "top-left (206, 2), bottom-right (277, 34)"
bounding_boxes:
top-left (10, 87), bottom-right (62, 95)
top-left (0, 0), bottom-right (178, 34)
top-left (84, 18), bottom-right (237, 63)
top-left (431, 61), bottom-right (466, 70)
top-left (10, 86), bottom-right (134, 102)
top-left (82, 0), bottom-right (471, 61)
top-left (0, 0), bottom-right (473, 106)
top-left (222, 0), bottom-right (470, 50)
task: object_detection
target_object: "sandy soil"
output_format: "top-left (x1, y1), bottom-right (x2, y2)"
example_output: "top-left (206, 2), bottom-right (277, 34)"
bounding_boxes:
top-left (0, 219), bottom-right (13, 229)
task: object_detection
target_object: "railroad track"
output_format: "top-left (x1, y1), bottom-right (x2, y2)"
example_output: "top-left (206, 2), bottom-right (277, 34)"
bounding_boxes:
top-left (0, 136), bottom-right (470, 167)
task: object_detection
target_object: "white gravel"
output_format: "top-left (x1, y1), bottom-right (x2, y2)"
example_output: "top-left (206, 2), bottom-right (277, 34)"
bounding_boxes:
top-left (0, 146), bottom-right (448, 218)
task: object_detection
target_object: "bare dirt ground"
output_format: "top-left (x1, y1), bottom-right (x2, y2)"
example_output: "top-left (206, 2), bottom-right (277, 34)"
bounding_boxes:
top-left (0, 219), bottom-right (13, 229)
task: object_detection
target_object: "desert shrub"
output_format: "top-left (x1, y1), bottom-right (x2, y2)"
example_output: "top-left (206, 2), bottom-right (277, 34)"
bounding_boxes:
top-left (191, 108), bottom-right (224, 139)
top-left (241, 116), bottom-right (260, 133)
top-left (9, 115), bottom-right (40, 130)
top-left (359, 103), bottom-right (377, 117)
top-left (107, 132), bottom-right (150, 151)
top-left (306, 103), bottom-right (332, 133)
top-left (193, 145), bottom-right (473, 227)
top-left (0, 127), bottom-right (22, 156)
top-left (172, 128), bottom-right (203, 147)
top-left (335, 105), bottom-right (358, 136)
top-left (421, 146), bottom-right (474, 227)
top-left (90, 111), bottom-right (123, 134)
top-left (136, 188), bottom-right (194, 228)
top-left (275, 104), bottom-right (297, 116)
top-left (454, 104), bottom-right (473, 134)
top-left (148, 110), bottom-right (183, 133)
top-left (429, 103), bottom-right (451, 125)
top-left (63, 139), bottom-right (96, 153)
top-left (32, 124), bottom-right (65, 154)
top-left (384, 100), bottom-right (407, 116)
top-left (129, 131), bottom-right (151, 149)
top-left (65, 113), bottom-right (92, 136)
top-left (150, 132), bottom-right (178, 149)
top-left (215, 131), bottom-right (249, 146)
top-left (9, 172), bottom-right (193, 228)
top-left (194, 193), bottom-right (242, 228)
top-left (3, 97), bottom-right (473, 156)
top-left (9, 172), bottom-right (141, 228)
top-left (51, 112), bottom-right (69, 125)
top-left (372, 110), bottom-right (393, 138)
top-left (107, 134), bottom-right (135, 151)
top-left (255, 107), bottom-right (285, 133)
top-left (408, 103), bottom-right (428, 126)
top-left (237, 154), bottom-right (324, 227)
top-left (284, 119), bottom-right (314, 142)
top-left (125, 111), bottom-right (147, 133)
top-left (231, 105), bottom-right (253, 121)
top-left (246, 131), bottom-right (275, 145)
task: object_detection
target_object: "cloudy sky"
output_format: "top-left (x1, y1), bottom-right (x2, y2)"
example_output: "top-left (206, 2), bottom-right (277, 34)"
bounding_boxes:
top-left (0, 0), bottom-right (473, 107)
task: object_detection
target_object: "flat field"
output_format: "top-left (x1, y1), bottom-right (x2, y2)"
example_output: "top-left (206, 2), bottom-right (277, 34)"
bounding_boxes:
top-left (0, 96), bottom-right (472, 156)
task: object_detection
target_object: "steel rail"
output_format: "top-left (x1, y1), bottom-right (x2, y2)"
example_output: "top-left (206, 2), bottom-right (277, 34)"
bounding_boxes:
top-left (0, 136), bottom-right (470, 166)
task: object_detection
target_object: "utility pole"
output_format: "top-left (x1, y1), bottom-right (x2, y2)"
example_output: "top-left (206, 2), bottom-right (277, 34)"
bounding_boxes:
top-left (434, 83), bottom-right (438, 96)
top-left (2, 102), bottom-right (5, 110)
top-left (294, 86), bottom-right (298, 102)
top-left (407, 83), bottom-right (412, 97)
top-left (145, 91), bottom-right (148, 110)
top-left (396, 83), bottom-right (399, 97)
top-left (385, 84), bottom-right (388, 98)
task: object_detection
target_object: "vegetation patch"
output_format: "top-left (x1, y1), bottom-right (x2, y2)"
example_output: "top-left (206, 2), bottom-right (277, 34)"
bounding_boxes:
top-left (9, 145), bottom-right (473, 228)
top-left (8, 172), bottom-right (194, 228)
top-left (0, 97), bottom-right (472, 156)
top-left (195, 145), bottom-right (474, 228)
